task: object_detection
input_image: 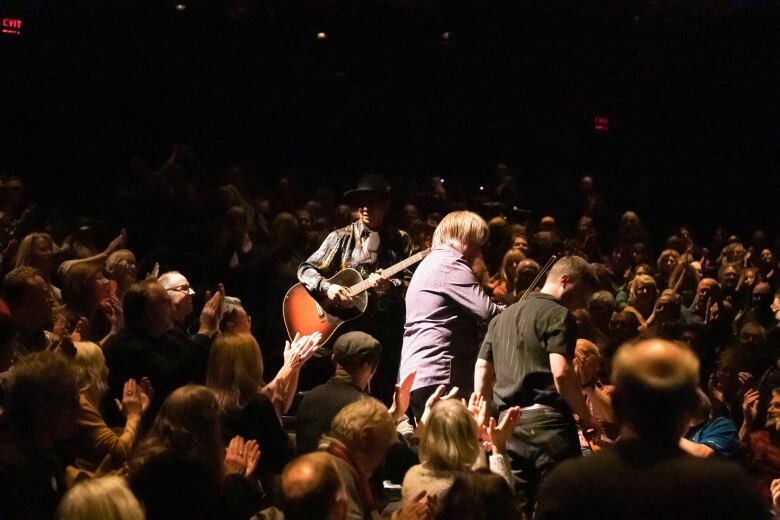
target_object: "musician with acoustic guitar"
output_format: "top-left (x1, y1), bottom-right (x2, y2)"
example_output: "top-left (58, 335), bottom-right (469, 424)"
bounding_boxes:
top-left (293, 174), bottom-right (412, 402)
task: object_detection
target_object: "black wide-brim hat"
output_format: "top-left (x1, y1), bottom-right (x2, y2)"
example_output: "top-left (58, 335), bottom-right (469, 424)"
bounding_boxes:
top-left (344, 174), bottom-right (392, 204)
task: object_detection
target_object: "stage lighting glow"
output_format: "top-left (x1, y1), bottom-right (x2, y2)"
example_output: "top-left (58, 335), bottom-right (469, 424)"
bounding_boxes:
top-left (316, 32), bottom-right (327, 40)
top-left (175, 4), bottom-right (187, 12)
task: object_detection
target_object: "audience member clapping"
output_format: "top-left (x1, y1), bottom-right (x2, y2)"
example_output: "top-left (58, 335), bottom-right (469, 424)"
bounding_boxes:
top-left (68, 341), bottom-right (151, 474)
top-left (206, 332), bottom-right (299, 479)
top-left (129, 385), bottom-right (262, 520)
top-left (403, 388), bottom-right (519, 503)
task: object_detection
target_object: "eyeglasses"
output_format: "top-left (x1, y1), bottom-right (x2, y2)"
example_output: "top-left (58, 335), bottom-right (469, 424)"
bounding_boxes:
top-left (166, 284), bottom-right (195, 295)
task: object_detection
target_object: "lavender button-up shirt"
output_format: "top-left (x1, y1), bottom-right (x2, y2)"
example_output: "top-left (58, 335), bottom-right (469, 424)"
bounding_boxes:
top-left (400, 244), bottom-right (503, 393)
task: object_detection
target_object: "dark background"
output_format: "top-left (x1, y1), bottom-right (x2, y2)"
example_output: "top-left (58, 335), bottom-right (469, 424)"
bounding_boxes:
top-left (1, 0), bottom-right (778, 240)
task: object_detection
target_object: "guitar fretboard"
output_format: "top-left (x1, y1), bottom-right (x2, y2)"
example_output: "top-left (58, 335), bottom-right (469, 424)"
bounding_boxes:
top-left (347, 249), bottom-right (430, 296)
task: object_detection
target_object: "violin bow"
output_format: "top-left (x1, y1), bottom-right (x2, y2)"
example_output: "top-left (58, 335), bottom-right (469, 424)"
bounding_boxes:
top-left (519, 254), bottom-right (558, 301)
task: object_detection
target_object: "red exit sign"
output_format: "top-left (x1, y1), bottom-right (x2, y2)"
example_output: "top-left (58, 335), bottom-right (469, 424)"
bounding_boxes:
top-left (593, 115), bottom-right (609, 133)
top-left (2, 18), bottom-right (23, 36)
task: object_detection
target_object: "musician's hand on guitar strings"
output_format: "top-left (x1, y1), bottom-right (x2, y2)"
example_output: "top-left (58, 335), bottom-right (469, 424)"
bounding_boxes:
top-left (367, 270), bottom-right (391, 291)
top-left (326, 284), bottom-right (352, 302)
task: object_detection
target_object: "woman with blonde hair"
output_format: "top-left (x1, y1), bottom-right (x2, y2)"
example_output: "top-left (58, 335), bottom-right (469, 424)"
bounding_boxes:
top-left (59, 261), bottom-right (123, 347)
top-left (57, 475), bottom-right (144, 520)
top-left (15, 232), bottom-right (63, 304)
top-left (68, 341), bottom-right (151, 474)
top-left (402, 392), bottom-right (519, 503)
top-left (401, 211), bottom-right (504, 419)
top-left (206, 332), bottom-right (297, 478)
top-left (624, 273), bottom-right (658, 324)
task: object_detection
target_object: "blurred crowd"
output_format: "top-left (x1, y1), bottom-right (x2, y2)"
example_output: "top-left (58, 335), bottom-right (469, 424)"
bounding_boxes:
top-left (0, 143), bottom-right (778, 519)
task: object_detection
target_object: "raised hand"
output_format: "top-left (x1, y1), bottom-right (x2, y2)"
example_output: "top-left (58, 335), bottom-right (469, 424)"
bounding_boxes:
top-left (742, 389), bottom-right (760, 426)
top-left (71, 316), bottom-right (90, 342)
top-left (104, 295), bottom-right (124, 333)
top-left (51, 310), bottom-right (68, 338)
top-left (139, 377), bottom-right (154, 403)
top-left (737, 372), bottom-right (755, 392)
top-left (419, 385), bottom-right (460, 429)
top-left (389, 371), bottom-right (416, 421)
top-left (47, 333), bottom-right (77, 359)
top-left (771, 479), bottom-right (780, 513)
top-left (198, 285), bottom-right (224, 336)
top-left (487, 406), bottom-right (522, 454)
top-left (284, 331), bottom-right (323, 370)
top-left (105, 228), bottom-right (128, 256)
top-left (115, 378), bottom-right (149, 419)
top-left (224, 436), bottom-right (261, 477)
top-left (465, 392), bottom-right (488, 432)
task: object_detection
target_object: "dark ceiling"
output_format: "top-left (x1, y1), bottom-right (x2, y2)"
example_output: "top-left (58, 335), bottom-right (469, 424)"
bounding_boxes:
top-left (1, 0), bottom-right (778, 232)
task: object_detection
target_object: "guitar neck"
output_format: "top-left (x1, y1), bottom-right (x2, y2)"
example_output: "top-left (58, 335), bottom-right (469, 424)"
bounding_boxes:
top-left (348, 249), bottom-right (429, 295)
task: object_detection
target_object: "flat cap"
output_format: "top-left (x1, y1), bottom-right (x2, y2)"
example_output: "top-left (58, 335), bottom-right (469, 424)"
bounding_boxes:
top-left (333, 331), bottom-right (382, 364)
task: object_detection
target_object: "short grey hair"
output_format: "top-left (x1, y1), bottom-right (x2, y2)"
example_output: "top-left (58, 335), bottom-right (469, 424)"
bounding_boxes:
top-left (157, 271), bottom-right (185, 290)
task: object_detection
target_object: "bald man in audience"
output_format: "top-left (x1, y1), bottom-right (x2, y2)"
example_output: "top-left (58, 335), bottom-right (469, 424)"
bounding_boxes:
top-left (281, 452), bottom-right (347, 520)
top-left (537, 339), bottom-right (765, 519)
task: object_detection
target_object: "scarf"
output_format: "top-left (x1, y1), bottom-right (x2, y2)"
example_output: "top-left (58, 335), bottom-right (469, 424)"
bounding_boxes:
top-left (325, 438), bottom-right (377, 519)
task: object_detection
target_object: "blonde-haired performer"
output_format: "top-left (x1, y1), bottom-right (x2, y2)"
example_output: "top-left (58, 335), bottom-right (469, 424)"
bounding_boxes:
top-left (400, 211), bottom-right (503, 420)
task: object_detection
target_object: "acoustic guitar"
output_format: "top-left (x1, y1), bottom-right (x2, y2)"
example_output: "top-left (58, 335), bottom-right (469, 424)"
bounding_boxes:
top-left (283, 249), bottom-right (430, 345)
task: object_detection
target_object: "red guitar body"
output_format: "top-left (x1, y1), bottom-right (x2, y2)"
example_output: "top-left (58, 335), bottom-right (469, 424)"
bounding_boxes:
top-left (282, 268), bottom-right (369, 345)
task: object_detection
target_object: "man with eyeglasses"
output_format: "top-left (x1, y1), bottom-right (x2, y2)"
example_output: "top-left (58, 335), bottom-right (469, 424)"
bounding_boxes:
top-left (105, 277), bottom-right (224, 425)
top-left (220, 296), bottom-right (252, 334)
top-left (158, 270), bottom-right (227, 337)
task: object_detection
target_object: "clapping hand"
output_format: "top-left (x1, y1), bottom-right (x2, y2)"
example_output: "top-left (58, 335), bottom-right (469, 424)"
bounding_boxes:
top-left (392, 490), bottom-right (435, 520)
top-left (487, 407), bottom-right (521, 454)
top-left (224, 436), bottom-right (261, 478)
top-left (418, 385), bottom-right (460, 431)
top-left (771, 479), bottom-right (780, 513)
top-left (465, 392), bottom-right (488, 432)
top-left (71, 316), bottom-right (90, 341)
top-left (198, 285), bottom-right (225, 336)
top-left (389, 371), bottom-right (416, 421)
top-left (742, 389), bottom-right (760, 426)
top-left (47, 333), bottom-right (77, 359)
top-left (115, 378), bottom-right (151, 419)
top-left (104, 295), bottom-right (124, 333)
top-left (284, 331), bottom-right (323, 371)
top-left (105, 228), bottom-right (128, 256)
